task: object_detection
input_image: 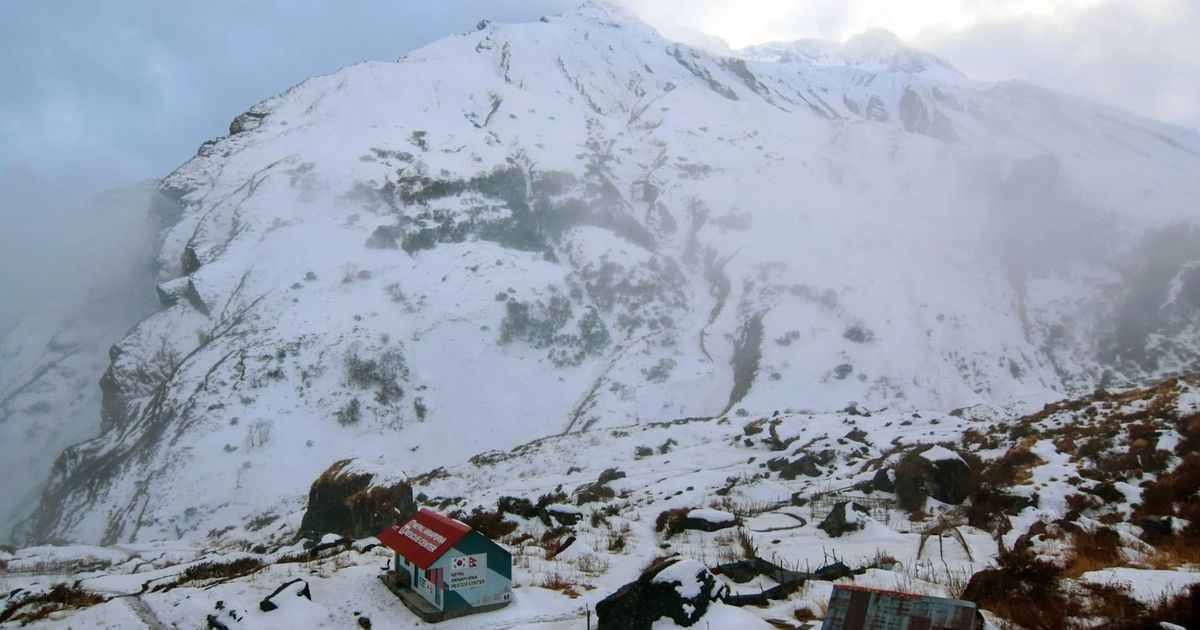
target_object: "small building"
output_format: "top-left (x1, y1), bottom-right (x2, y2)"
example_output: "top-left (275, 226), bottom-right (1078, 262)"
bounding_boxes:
top-left (377, 508), bottom-right (512, 623)
top-left (821, 584), bottom-right (981, 630)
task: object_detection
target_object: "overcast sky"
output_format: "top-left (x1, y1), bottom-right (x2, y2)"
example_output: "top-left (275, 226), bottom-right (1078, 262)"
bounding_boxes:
top-left (1, 0), bottom-right (1197, 192)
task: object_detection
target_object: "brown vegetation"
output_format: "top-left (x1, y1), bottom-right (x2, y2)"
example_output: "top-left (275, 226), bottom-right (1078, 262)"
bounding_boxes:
top-left (450, 507), bottom-right (518, 539)
top-left (0, 584), bottom-right (105, 625)
top-left (153, 557), bottom-right (264, 591)
top-left (963, 547), bottom-right (1067, 630)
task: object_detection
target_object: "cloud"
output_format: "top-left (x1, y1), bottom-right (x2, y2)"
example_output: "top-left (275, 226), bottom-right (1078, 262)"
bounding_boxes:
top-left (915, 0), bottom-right (1200, 130)
top-left (0, 0), bottom-right (575, 334)
top-left (619, 0), bottom-right (1200, 130)
top-left (0, 0), bottom-right (575, 188)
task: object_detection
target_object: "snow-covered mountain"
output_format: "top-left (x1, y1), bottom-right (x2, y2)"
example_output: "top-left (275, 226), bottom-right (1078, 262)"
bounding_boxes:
top-left (19, 1), bottom-right (1200, 545)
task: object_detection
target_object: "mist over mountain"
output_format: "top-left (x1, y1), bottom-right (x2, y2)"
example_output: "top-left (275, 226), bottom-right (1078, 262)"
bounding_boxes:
top-left (3, 2), bottom-right (1198, 550)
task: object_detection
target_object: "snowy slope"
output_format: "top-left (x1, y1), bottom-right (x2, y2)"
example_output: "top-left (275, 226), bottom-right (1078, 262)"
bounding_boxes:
top-left (5, 374), bottom-right (1199, 628)
top-left (20, 1), bottom-right (1200, 545)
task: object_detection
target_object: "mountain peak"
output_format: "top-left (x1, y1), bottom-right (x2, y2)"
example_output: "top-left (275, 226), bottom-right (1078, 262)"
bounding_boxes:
top-left (739, 28), bottom-right (959, 77)
top-left (844, 27), bottom-right (905, 54)
top-left (566, 0), bottom-right (642, 23)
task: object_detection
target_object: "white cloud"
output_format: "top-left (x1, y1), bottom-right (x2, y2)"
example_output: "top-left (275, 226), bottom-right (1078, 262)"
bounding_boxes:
top-left (620, 0), bottom-right (1200, 129)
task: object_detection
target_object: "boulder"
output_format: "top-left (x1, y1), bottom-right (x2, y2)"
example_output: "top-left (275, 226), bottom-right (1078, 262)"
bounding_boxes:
top-left (893, 446), bottom-right (971, 510)
top-left (871, 467), bottom-right (895, 492)
top-left (680, 508), bottom-right (737, 533)
top-left (818, 501), bottom-right (868, 537)
top-left (596, 557), bottom-right (726, 629)
top-left (299, 459), bottom-right (415, 540)
top-left (656, 508), bottom-right (739, 536)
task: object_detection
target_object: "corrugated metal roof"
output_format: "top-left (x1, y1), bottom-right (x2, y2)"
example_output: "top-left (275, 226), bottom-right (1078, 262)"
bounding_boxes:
top-left (376, 508), bottom-right (471, 569)
top-left (821, 584), bottom-right (977, 630)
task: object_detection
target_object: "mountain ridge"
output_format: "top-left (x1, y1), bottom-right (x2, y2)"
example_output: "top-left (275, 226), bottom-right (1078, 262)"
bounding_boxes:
top-left (12, 2), bottom-right (1200, 546)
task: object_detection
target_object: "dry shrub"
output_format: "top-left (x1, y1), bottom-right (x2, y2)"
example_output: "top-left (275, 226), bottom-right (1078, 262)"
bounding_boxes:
top-left (965, 485), bottom-right (1034, 533)
top-left (1136, 454), bottom-right (1200, 520)
top-left (576, 552), bottom-right (609, 574)
top-left (979, 438), bottom-right (1044, 486)
top-left (1071, 582), bottom-right (1146, 624)
top-left (793, 606), bottom-right (818, 621)
top-left (963, 547), bottom-right (1066, 630)
top-left (154, 557), bottom-right (264, 591)
top-left (1176, 412), bottom-right (1200, 454)
top-left (1063, 527), bottom-right (1122, 577)
top-left (1145, 537), bottom-right (1200, 569)
top-left (713, 527), bottom-right (758, 564)
top-left (0, 584), bottom-right (105, 625)
top-left (496, 496), bottom-right (538, 519)
top-left (452, 507), bottom-right (518, 539)
top-left (735, 528), bottom-right (758, 559)
top-left (536, 569), bottom-right (576, 591)
top-left (606, 520), bottom-right (630, 552)
top-left (654, 507), bottom-right (691, 538)
top-left (537, 526), bottom-right (572, 559)
top-left (1064, 493), bottom-right (1098, 513)
top-left (1106, 583), bottom-right (1200, 630)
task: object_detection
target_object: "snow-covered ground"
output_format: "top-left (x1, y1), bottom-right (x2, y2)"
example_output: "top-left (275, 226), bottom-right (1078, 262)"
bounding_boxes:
top-left (5, 375), bottom-right (1197, 627)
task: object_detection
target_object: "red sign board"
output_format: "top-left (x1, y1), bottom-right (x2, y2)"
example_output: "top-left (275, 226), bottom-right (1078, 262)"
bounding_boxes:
top-left (377, 508), bottom-right (471, 569)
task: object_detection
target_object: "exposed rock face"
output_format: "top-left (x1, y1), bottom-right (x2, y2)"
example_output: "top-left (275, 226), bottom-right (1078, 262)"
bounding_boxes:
top-left (299, 459), bottom-right (414, 540)
top-left (818, 501), bottom-right (869, 537)
top-left (596, 557), bottom-right (725, 629)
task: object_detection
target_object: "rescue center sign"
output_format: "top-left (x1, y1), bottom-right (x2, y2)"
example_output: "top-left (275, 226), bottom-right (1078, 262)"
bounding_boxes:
top-left (398, 519), bottom-right (448, 553)
top-left (448, 553), bottom-right (487, 590)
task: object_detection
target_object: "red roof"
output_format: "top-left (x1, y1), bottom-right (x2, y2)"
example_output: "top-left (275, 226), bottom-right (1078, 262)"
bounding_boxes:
top-left (376, 508), bottom-right (472, 569)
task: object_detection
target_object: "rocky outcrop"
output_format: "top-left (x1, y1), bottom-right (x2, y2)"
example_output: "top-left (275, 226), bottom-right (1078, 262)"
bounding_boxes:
top-left (299, 459), bottom-right (414, 540)
top-left (596, 557), bottom-right (726, 629)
